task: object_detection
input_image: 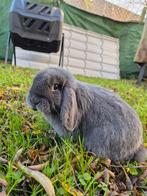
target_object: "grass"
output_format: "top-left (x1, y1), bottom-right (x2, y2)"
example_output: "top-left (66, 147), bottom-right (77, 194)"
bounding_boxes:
top-left (0, 63), bottom-right (147, 195)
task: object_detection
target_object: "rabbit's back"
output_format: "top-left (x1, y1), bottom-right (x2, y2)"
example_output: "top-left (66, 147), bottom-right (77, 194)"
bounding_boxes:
top-left (77, 82), bottom-right (143, 161)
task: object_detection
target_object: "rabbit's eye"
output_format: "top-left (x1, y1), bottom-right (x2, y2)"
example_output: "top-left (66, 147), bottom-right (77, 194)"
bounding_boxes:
top-left (52, 83), bottom-right (62, 91)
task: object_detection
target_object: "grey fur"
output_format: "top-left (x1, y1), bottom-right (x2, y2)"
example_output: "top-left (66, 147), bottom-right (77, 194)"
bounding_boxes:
top-left (27, 67), bottom-right (147, 162)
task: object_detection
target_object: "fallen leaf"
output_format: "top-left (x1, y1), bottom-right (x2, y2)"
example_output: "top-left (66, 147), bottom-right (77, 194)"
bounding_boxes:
top-left (0, 157), bottom-right (8, 164)
top-left (108, 191), bottom-right (119, 196)
top-left (13, 148), bottom-right (23, 162)
top-left (17, 161), bottom-right (55, 196)
top-left (89, 158), bottom-right (99, 172)
top-left (0, 179), bottom-right (8, 187)
top-left (138, 169), bottom-right (147, 180)
top-left (144, 143), bottom-right (147, 148)
top-left (71, 155), bottom-right (81, 170)
top-left (117, 182), bottom-right (127, 192)
top-left (28, 148), bottom-right (38, 162)
top-left (119, 191), bottom-right (130, 196)
top-left (95, 171), bottom-right (104, 181)
top-left (100, 158), bottom-right (111, 167)
top-left (61, 182), bottom-right (83, 196)
top-left (28, 161), bottom-right (49, 171)
top-left (104, 167), bottom-right (110, 184)
top-left (11, 86), bottom-right (21, 92)
top-left (0, 191), bottom-right (6, 196)
top-left (109, 181), bottom-right (119, 192)
top-left (108, 170), bottom-right (115, 179)
top-left (0, 90), bottom-right (4, 99)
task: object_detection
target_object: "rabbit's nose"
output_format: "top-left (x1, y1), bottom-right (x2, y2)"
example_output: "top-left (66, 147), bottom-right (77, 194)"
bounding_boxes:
top-left (27, 94), bottom-right (40, 110)
top-left (30, 95), bottom-right (40, 105)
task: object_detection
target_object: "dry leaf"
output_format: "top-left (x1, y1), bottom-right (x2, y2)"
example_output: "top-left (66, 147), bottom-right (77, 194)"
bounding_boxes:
top-left (104, 167), bottom-right (110, 184)
top-left (95, 171), bottom-right (104, 181)
top-left (119, 192), bottom-right (130, 196)
top-left (0, 157), bottom-right (8, 164)
top-left (11, 86), bottom-right (21, 92)
top-left (61, 182), bottom-right (83, 196)
top-left (108, 170), bottom-right (115, 179)
top-left (13, 148), bottom-right (23, 162)
top-left (28, 146), bottom-right (49, 163)
top-left (90, 158), bottom-right (99, 172)
top-left (144, 143), bottom-right (147, 148)
top-left (28, 148), bottom-right (38, 164)
top-left (0, 91), bottom-right (4, 99)
top-left (100, 158), bottom-right (111, 167)
top-left (39, 154), bottom-right (49, 161)
top-left (28, 161), bottom-right (49, 171)
top-left (0, 191), bottom-right (6, 196)
top-left (117, 182), bottom-right (127, 192)
top-left (109, 182), bottom-right (119, 192)
top-left (0, 179), bottom-right (8, 187)
top-left (138, 169), bottom-right (147, 180)
top-left (17, 161), bottom-right (55, 196)
top-left (108, 191), bottom-right (119, 196)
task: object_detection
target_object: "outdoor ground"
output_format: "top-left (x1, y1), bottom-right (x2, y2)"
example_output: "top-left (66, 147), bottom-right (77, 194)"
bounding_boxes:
top-left (0, 63), bottom-right (147, 196)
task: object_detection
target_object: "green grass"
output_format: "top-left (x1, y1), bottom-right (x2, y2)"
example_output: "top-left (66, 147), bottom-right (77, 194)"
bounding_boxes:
top-left (0, 63), bottom-right (147, 195)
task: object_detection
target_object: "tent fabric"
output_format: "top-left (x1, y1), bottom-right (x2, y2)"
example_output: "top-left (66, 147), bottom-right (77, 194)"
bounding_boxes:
top-left (0, 0), bottom-right (12, 61)
top-left (60, 1), bottom-right (144, 77)
top-left (0, 0), bottom-right (144, 77)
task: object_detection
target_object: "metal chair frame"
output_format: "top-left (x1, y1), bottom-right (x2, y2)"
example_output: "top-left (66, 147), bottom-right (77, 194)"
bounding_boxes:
top-left (136, 63), bottom-right (147, 85)
top-left (5, 32), bottom-right (64, 67)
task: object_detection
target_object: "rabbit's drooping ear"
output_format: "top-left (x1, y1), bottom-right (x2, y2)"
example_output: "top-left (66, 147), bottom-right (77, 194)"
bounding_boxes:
top-left (60, 86), bottom-right (78, 132)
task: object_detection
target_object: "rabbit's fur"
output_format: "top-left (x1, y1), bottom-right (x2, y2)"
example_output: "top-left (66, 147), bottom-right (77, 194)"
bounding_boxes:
top-left (27, 67), bottom-right (147, 162)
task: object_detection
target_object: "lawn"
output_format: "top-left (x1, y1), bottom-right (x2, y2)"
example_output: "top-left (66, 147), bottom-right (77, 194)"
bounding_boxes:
top-left (0, 63), bottom-right (147, 195)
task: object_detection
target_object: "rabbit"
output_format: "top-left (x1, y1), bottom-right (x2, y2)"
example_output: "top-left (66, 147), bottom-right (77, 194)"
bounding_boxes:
top-left (27, 67), bottom-right (147, 162)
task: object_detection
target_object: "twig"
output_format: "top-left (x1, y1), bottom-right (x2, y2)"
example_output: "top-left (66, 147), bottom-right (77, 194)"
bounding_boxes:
top-left (84, 171), bottom-right (104, 194)
top-left (121, 165), bottom-right (133, 191)
top-left (138, 169), bottom-right (147, 180)
top-left (110, 164), bottom-right (147, 169)
top-left (71, 167), bottom-right (83, 193)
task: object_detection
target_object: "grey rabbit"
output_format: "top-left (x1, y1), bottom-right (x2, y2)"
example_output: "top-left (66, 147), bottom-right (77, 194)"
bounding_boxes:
top-left (27, 67), bottom-right (147, 162)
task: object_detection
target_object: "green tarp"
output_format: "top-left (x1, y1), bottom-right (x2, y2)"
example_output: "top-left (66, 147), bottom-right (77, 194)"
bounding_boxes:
top-left (0, 0), bottom-right (12, 61)
top-left (0, 0), bottom-right (144, 77)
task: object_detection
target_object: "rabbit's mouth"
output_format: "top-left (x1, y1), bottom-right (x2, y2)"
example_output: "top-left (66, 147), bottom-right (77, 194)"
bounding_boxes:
top-left (32, 102), bottom-right (40, 111)
top-left (27, 94), bottom-right (52, 114)
top-left (32, 106), bottom-right (37, 111)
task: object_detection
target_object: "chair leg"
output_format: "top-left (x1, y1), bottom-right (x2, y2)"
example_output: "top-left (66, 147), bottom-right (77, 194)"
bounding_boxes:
top-left (61, 33), bottom-right (64, 68)
top-left (4, 33), bottom-right (11, 64)
top-left (59, 33), bottom-right (64, 67)
top-left (13, 45), bottom-right (17, 66)
top-left (136, 63), bottom-right (147, 85)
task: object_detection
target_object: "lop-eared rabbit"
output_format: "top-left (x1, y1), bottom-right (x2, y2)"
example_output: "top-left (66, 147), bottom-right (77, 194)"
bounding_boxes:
top-left (27, 68), bottom-right (147, 162)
